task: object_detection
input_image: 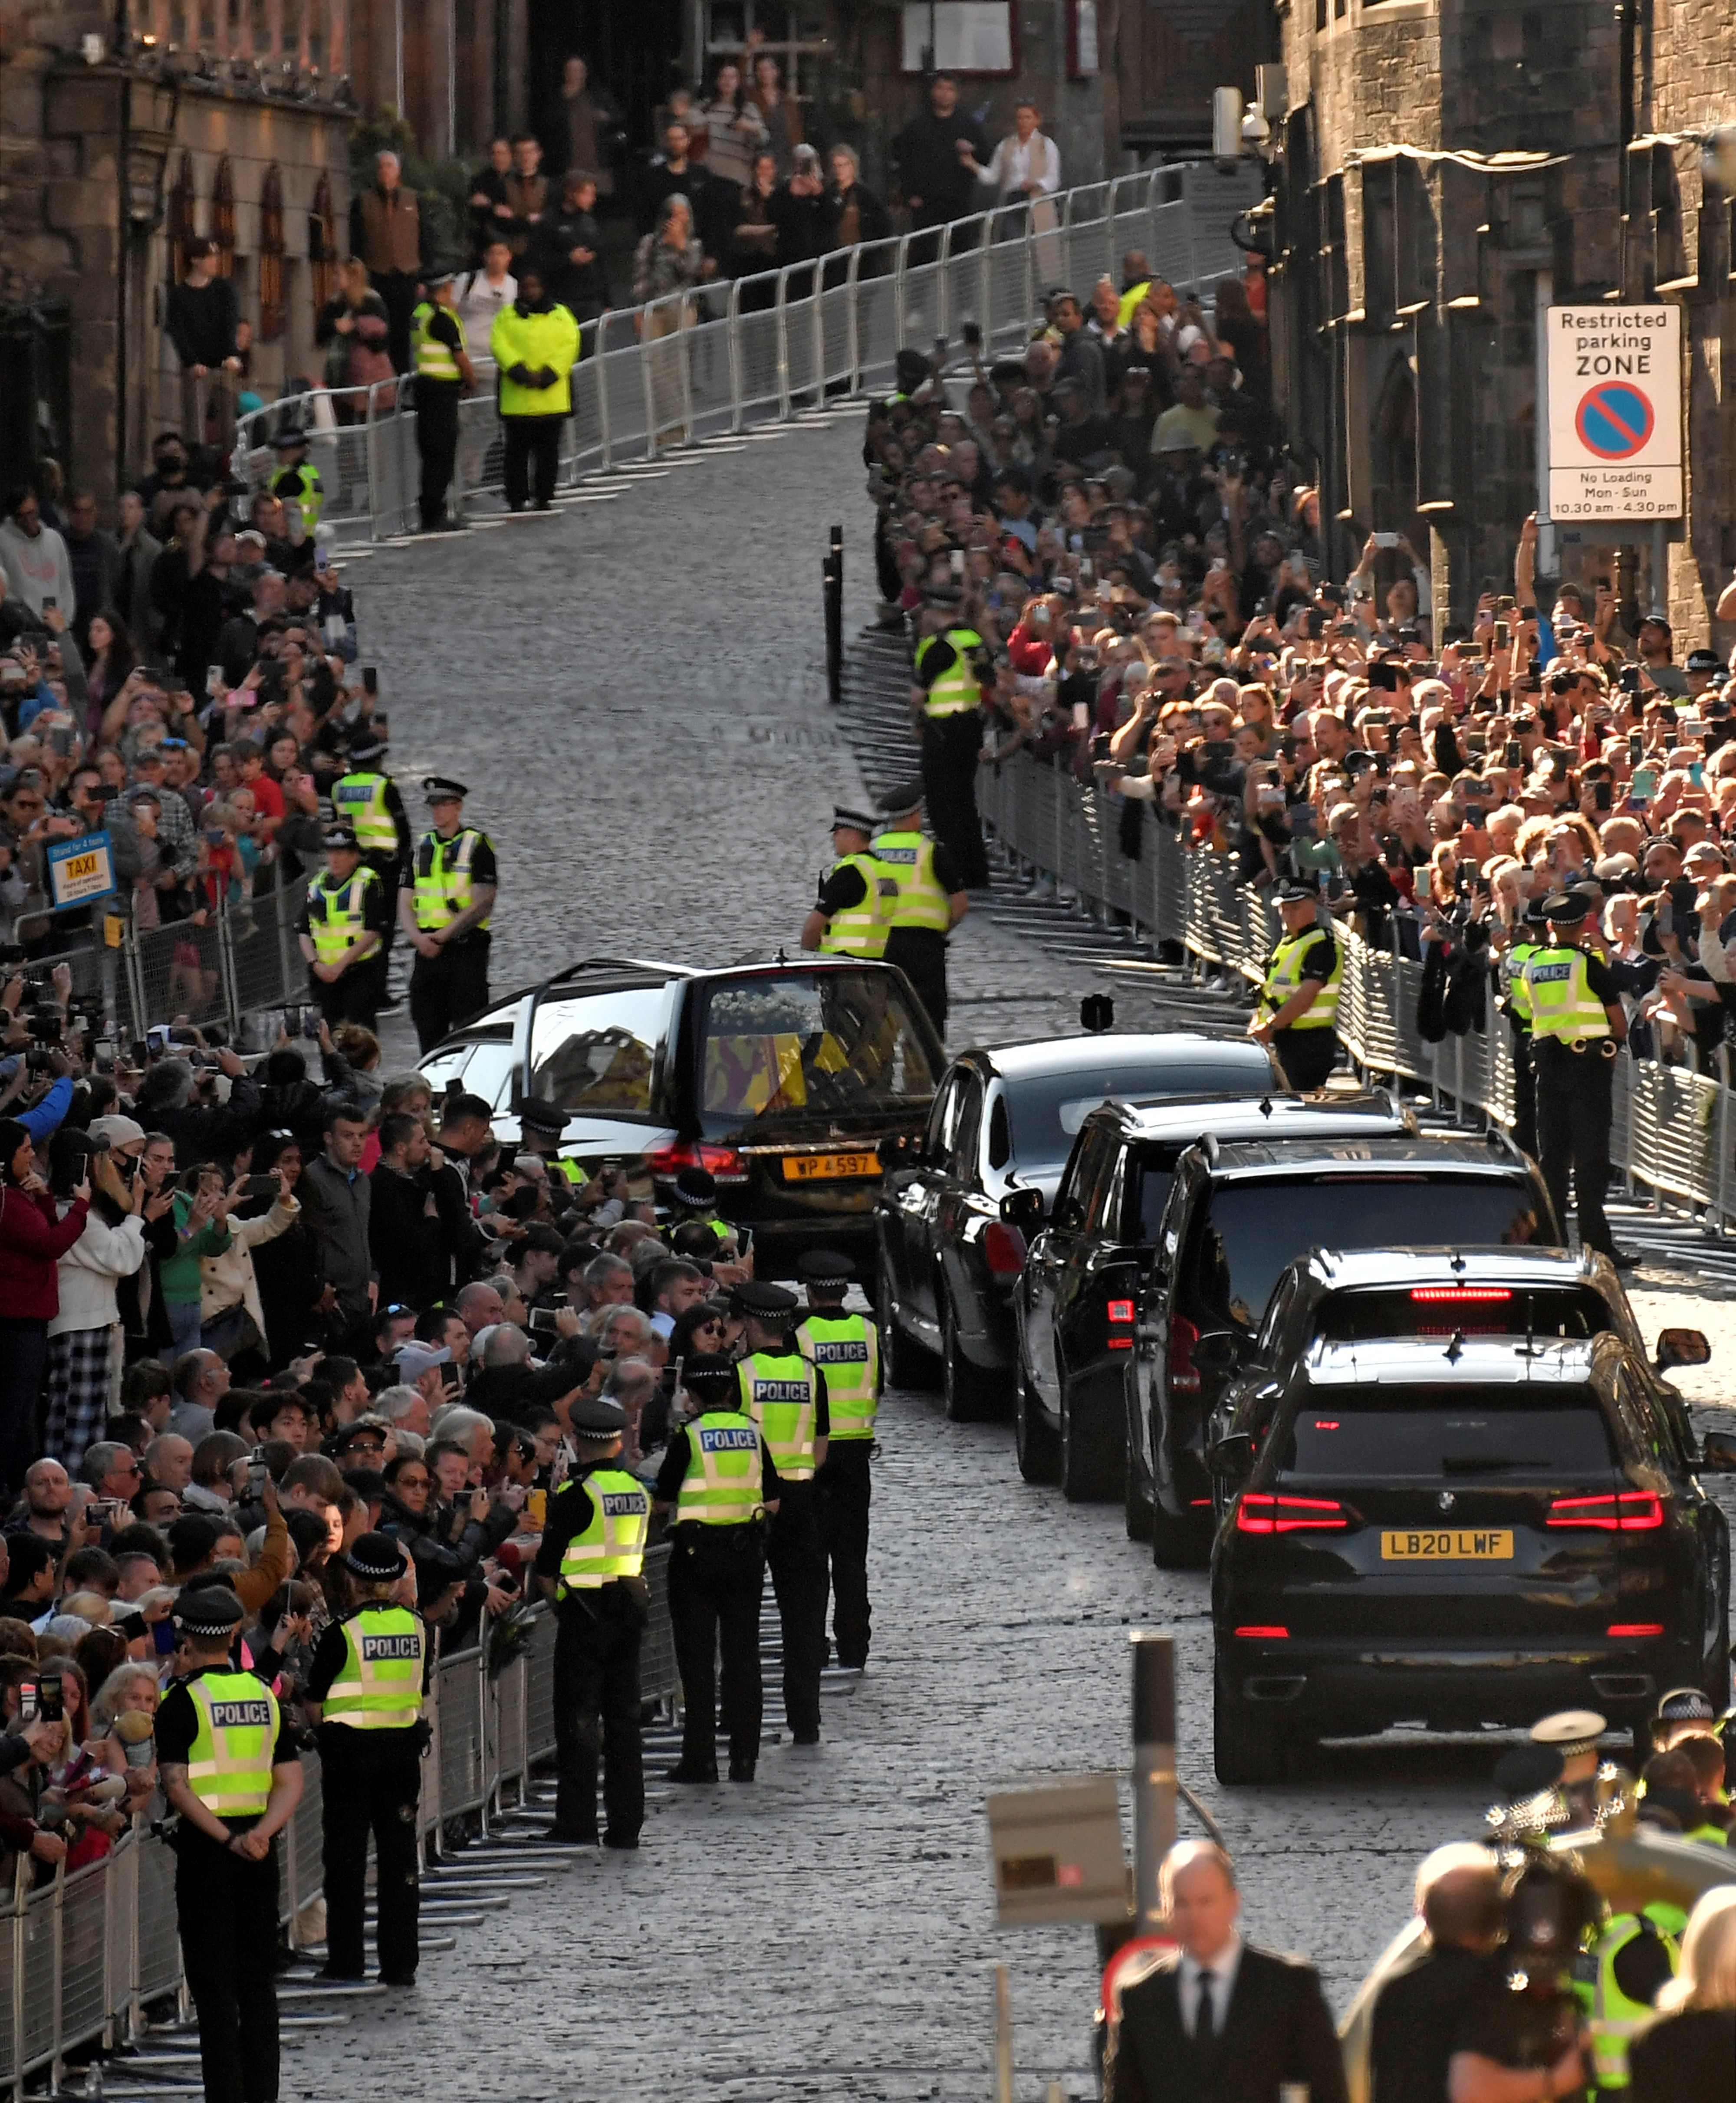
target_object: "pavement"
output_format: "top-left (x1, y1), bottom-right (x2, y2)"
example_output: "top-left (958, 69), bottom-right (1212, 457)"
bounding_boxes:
top-left (274, 415), bottom-right (1736, 2101)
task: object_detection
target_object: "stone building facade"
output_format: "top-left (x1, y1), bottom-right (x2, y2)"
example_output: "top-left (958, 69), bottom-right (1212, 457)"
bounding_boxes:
top-left (0, 0), bottom-right (353, 497)
top-left (1265, 0), bottom-right (1736, 641)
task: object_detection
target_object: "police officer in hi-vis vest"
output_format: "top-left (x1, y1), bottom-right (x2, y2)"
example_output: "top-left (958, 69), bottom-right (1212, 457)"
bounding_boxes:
top-left (410, 270), bottom-right (476, 533)
top-left (302, 1531), bottom-right (428, 1985)
top-left (653, 1353), bottom-right (783, 1783)
top-left (1521, 889), bottom-right (1638, 1269)
top-left (298, 822), bottom-right (393, 1031)
top-left (1499, 893), bottom-right (1552, 1161)
top-left (1250, 880), bottom-right (1343, 1091)
top-left (796, 1248), bottom-right (881, 1673)
top-left (732, 1279), bottom-right (830, 1746)
top-left (403, 775), bottom-right (499, 1053)
top-left (155, 1585), bottom-right (304, 2103)
top-left (803, 802), bottom-right (880, 956)
top-left (532, 1393), bottom-right (652, 1846)
top-left (331, 727), bottom-right (412, 1014)
top-left (910, 586), bottom-right (992, 888)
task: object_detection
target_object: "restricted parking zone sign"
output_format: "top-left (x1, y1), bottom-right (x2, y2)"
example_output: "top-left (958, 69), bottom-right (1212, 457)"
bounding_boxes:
top-left (1545, 306), bottom-right (1681, 521)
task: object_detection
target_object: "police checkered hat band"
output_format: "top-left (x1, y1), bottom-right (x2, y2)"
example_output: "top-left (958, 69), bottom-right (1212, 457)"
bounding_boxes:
top-left (341, 1531), bottom-right (409, 1581)
top-left (798, 1248), bottom-right (853, 1288)
top-left (174, 1585), bottom-right (246, 1635)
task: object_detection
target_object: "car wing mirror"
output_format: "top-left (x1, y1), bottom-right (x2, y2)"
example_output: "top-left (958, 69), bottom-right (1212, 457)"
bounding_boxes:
top-left (1000, 1186), bottom-right (1045, 1229)
top-left (1207, 1430), bottom-right (1253, 1476)
top-left (1191, 1330), bottom-right (1245, 1380)
top-left (1655, 1327), bottom-right (1711, 1373)
top-left (1700, 1429), bottom-right (1736, 1473)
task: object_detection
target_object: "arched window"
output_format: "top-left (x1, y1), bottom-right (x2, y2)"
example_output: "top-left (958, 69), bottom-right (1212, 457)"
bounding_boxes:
top-left (309, 171), bottom-right (338, 314)
top-left (167, 150), bottom-right (197, 281)
top-left (211, 155), bottom-right (237, 278)
top-left (259, 164), bottom-right (286, 340)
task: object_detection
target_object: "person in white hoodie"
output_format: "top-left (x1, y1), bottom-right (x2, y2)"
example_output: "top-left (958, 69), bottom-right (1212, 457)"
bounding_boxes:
top-left (200, 1156), bottom-right (299, 1370)
top-left (44, 1129), bottom-right (146, 1467)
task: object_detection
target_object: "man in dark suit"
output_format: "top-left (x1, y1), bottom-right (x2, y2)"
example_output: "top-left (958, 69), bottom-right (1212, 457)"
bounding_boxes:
top-left (1369, 1843), bottom-right (1506, 2103)
top-left (1104, 1841), bottom-right (1350, 2103)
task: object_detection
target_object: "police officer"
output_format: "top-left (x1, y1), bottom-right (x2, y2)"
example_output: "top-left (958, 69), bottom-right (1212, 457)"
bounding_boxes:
top-left (410, 271), bottom-right (476, 533)
top-left (1250, 881), bottom-right (1342, 1091)
top-left (1522, 890), bottom-right (1637, 1268)
top-left (330, 728), bottom-right (412, 1013)
top-left (796, 1248), bottom-right (879, 1672)
top-left (667, 1164), bottom-right (733, 1247)
top-left (404, 775), bottom-right (498, 1053)
top-left (154, 1586), bottom-right (304, 2103)
top-left (297, 822), bottom-right (391, 1031)
top-left (911, 589), bottom-right (992, 888)
top-left (733, 1280), bottom-right (829, 1746)
top-left (653, 1353), bottom-right (782, 1782)
top-left (1500, 894), bottom-right (1552, 1159)
top-left (268, 424), bottom-right (323, 548)
top-left (799, 803), bottom-right (881, 957)
top-left (532, 1394), bottom-right (651, 1845)
top-left (1574, 1897), bottom-right (1684, 2092)
top-left (806, 781), bottom-right (967, 1039)
top-left (301, 1532), bottom-right (427, 1984)
top-left (1532, 1707), bottom-right (1608, 1826)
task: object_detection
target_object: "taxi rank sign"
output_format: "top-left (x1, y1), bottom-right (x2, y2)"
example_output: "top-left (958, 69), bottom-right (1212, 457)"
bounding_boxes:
top-left (1544, 305), bottom-right (1681, 522)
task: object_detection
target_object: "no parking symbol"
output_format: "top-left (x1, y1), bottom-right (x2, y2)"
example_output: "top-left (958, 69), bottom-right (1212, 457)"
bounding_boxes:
top-left (1573, 380), bottom-right (1655, 460)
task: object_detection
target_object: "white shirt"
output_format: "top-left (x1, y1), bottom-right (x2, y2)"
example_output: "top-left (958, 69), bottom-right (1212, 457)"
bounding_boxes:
top-left (1177, 1933), bottom-right (1243, 2038)
top-left (976, 131), bottom-right (1061, 204)
top-left (455, 267), bottom-right (517, 366)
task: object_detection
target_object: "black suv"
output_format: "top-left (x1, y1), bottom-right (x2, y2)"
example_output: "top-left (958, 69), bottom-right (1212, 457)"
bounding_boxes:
top-left (1129, 1133), bottom-right (1559, 1567)
top-left (1012, 1093), bottom-right (1411, 1508)
top-left (1208, 1262), bottom-right (1732, 1783)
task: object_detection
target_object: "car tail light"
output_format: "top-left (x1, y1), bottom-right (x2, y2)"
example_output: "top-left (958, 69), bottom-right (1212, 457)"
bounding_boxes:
top-left (1606, 1623), bottom-right (1666, 1639)
top-left (982, 1222), bottom-right (1026, 1278)
top-left (644, 1140), bottom-right (747, 1181)
top-left (1546, 1491), bottom-right (1666, 1531)
top-left (1168, 1313), bottom-right (1200, 1393)
top-left (1107, 1297), bottom-right (1135, 1350)
top-left (1233, 1625), bottom-right (1289, 1640)
top-left (1236, 1492), bottom-right (1349, 1535)
top-left (1409, 1287), bottom-right (1513, 1303)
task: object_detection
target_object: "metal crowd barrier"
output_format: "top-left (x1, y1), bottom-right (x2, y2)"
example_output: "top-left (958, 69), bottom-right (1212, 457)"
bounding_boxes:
top-left (978, 754), bottom-right (1736, 1230)
top-left (0, 1551), bottom-right (680, 2096)
top-left (233, 161), bottom-right (1261, 544)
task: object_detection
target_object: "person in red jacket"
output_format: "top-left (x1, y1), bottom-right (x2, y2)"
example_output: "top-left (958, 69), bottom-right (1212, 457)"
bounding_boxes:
top-left (0, 1118), bottom-right (91, 1497)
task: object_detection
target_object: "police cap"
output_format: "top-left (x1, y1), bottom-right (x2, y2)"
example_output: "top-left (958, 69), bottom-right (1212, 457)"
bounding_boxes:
top-left (1687, 647), bottom-right (1725, 676)
top-left (832, 803), bottom-right (877, 837)
top-left (1655, 1686), bottom-right (1717, 1728)
top-left (671, 1165), bottom-right (717, 1209)
top-left (517, 1097), bottom-right (569, 1137)
top-left (568, 1394), bottom-right (629, 1439)
top-left (1522, 894), bottom-right (1554, 926)
top-left (1541, 890), bottom-right (1592, 927)
top-left (1274, 880), bottom-right (1318, 905)
top-left (424, 270), bottom-right (456, 291)
top-left (347, 731), bottom-right (386, 766)
top-left (322, 823), bottom-right (360, 852)
top-left (682, 1352), bottom-right (741, 1409)
top-left (1531, 1707), bottom-right (1606, 1756)
top-left (341, 1531), bottom-right (409, 1581)
top-left (272, 425), bottom-right (308, 450)
top-left (729, 1280), bottom-right (799, 1325)
top-left (422, 775), bottom-right (468, 805)
top-left (797, 1248), bottom-right (853, 1291)
top-left (878, 779), bottom-right (925, 819)
top-left (174, 1585), bottom-right (247, 1636)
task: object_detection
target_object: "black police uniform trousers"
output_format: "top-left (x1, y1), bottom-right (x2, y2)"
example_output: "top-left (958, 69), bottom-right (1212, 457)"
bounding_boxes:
top-left (415, 378), bottom-right (462, 529)
top-left (174, 1826), bottom-right (280, 2103)
top-left (1509, 1017), bottom-right (1538, 1160)
top-left (409, 933), bottom-right (491, 1054)
top-left (668, 1521), bottom-right (764, 1774)
top-left (921, 709), bottom-right (990, 889)
top-left (552, 1581), bottom-right (645, 1842)
top-left (308, 958), bottom-right (378, 1032)
top-left (363, 853), bottom-right (401, 1005)
top-left (317, 1726), bottom-right (421, 1981)
top-left (819, 1438), bottom-right (872, 1668)
top-left (885, 928), bottom-right (949, 1041)
top-left (502, 413), bottom-right (563, 509)
top-left (765, 1480), bottom-right (827, 1738)
top-left (1271, 1025), bottom-right (1338, 1093)
top-left (1534, 1038), bottom-right (1616, 1255)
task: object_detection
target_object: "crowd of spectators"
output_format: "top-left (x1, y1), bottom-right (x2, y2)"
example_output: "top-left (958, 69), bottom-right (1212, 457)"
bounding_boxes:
top-left (867, 266), bottom-right (1736, 1075)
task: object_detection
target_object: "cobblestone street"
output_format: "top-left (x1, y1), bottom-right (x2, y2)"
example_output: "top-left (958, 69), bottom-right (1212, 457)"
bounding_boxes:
top-left (281, 420), bottom-right (1736, 2102)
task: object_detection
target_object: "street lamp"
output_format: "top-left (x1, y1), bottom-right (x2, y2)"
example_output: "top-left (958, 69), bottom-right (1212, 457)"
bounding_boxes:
top-left (125, 126), bottom-right (173, 227)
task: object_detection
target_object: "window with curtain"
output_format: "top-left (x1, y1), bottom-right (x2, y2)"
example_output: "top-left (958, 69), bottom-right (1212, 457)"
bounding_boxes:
top-left (259, 165), bottom-right (286, 340)
top-left (167, 151), bottom-right (197, 281)
top-left (309, 171), bottom-right (338, 313)
top-left (211, 155), bottom-right (237, 277)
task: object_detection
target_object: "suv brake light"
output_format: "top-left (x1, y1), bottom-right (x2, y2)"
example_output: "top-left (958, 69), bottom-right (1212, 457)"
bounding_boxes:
top-left (1168, 1313), bottom-right (1200, 1393)
top-left (644, 1140), bottom-right (747, 1181)
top-left (1107, 1297), bottom-right (1135, 1351)
top-left (983, 1222), bottom-right (1026, 1277)
top-left (1409, 1287), bottom-right (1512, 1303)
top-left (1546, 1491), bottom-right (1665, 1531)
top-left (1236, 1492), bottom-right (1349, 1534)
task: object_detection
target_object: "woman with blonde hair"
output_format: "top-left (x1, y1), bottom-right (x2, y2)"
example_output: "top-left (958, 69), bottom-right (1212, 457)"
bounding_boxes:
top-left (1629, 1883), bottom-right (1736, 2100)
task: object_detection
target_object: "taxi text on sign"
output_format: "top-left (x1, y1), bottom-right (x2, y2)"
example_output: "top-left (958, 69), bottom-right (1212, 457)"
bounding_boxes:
top-left (46, 830), bottom-right (117, 910)
top-left (1544, 306), bottom-right (1681, 522)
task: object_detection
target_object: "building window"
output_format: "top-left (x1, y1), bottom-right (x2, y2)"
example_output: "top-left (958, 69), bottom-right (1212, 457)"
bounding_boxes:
top-left (259, 165), bottom-right (286, 341)
top-left (704, 2), bottom-right (833, 105)
top-left (309, 172), bottom-right (338, 315)
top-left (896, 1), bottom-right (1016, 74)
top-left (167, 150), bottom-right (197, 281)
top-left (211, 155), bottom-right (237, 278)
